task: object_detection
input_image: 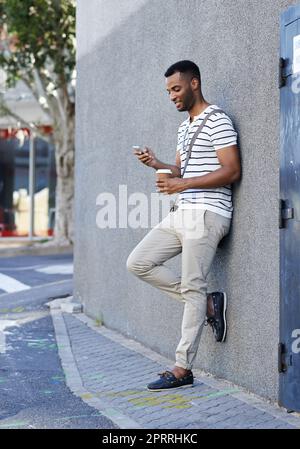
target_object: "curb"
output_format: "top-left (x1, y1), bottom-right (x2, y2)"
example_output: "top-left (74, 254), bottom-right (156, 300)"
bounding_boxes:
top-left (46, 296), bottom-right (83, 314)
top-left (48, 300), bottom-right (141, 429)
top-left (0, 244), bottom-right (73, 258)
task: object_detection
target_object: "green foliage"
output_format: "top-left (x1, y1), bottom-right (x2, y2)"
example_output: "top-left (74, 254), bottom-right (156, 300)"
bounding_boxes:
top-left (0, 0), bottom-right (75, 89)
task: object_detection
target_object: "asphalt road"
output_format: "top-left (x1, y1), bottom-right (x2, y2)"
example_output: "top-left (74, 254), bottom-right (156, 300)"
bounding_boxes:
top-left (0, 253), bottom-right (73, 295)
top-left (0, 253), bottom-right (117, 429)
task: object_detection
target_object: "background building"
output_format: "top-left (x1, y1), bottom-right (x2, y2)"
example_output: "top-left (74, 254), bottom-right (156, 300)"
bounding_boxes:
top-left (75, 0), bottom-right (300, 405)
top-left (0, 71), bottom-right (56, 238)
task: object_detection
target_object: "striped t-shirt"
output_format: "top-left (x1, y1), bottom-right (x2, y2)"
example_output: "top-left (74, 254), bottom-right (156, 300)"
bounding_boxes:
top-left (177, 104), bottom-right (238, 218)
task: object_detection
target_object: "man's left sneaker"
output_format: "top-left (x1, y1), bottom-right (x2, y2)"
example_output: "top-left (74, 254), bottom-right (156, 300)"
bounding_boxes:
top-left (147, 370), bottom-right (194, 391)
top-left (205, 291), bottom-right (227, 342)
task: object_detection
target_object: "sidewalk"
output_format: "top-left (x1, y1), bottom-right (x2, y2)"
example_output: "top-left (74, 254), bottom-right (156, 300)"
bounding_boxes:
top-left (0, 240), bottom-right (73, 258)
top-left (49, 299), bottom-right (300, 430)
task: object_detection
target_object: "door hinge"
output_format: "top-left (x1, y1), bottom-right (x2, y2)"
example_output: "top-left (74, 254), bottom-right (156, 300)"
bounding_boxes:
top-left (279, 57), bottom-right (288, 88)
top-left (279, 199), bottom-right (294, 229)
top-left (278, 342), bottom-right (287, 373)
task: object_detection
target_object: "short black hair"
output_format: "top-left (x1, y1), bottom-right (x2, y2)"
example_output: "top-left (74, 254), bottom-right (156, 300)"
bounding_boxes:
top-left (164, 60), bottom-right (201, 86)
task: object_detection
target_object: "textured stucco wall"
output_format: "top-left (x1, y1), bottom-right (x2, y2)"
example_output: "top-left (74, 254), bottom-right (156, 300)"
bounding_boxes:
top-left (75, 0), bottom-right (298, 401)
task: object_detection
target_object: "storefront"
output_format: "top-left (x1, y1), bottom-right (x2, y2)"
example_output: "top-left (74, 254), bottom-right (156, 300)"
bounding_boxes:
top-left (0, 126), bottom-right (56, 239)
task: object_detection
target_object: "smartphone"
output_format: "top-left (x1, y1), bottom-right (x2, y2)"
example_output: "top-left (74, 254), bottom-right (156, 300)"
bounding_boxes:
top-left (132, 146), bottom-right (146, 154)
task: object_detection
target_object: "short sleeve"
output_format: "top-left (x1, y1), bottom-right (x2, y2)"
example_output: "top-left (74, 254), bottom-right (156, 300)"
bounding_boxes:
top-left (177, 129), bottom-right (183, 153)
top-left (177, 120), bottom-right (188, 153)
top-left (208, 112), bottom-right (238, 151)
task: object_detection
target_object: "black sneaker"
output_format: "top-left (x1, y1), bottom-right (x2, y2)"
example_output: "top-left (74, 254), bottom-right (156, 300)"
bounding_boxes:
top-left (147, 370), bottom-right (194, 391)
top-left (205, 291), bottom-right (227, 342)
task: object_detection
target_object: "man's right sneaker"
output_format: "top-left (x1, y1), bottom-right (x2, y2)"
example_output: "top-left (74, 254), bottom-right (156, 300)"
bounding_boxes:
top-left (205, 291), bottom-right (227, 342)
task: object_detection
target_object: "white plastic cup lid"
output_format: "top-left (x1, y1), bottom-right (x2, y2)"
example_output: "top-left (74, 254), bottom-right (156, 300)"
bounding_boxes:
top-left (156, 169), bottom-right (172, 174)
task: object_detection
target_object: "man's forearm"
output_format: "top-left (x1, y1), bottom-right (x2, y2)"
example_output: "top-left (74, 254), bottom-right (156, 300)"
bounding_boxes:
top-left (181, 166), bottom-right (240, 190)
top-left (153, 160), bottom-right (181, 178)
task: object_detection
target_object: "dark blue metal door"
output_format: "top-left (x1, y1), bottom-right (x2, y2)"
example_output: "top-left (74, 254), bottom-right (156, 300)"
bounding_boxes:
top-left (279, 4), bottom-right (300, 412)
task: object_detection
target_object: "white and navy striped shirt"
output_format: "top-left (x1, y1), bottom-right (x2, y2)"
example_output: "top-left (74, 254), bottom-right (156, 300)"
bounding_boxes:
top-left (177, 104), bottom-right (238, 218)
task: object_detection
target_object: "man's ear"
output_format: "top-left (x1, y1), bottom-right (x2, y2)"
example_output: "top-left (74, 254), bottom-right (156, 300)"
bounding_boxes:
top-left (191, 77), bottom-right (200, 92)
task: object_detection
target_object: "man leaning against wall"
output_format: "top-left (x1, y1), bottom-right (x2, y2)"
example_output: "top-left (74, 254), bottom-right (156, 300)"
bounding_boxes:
top-left (127, 60), bottom-right (241, 391)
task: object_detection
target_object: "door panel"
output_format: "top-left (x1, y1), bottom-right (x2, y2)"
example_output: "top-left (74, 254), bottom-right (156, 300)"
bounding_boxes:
top-left (279, 5), bottom-right (300, 412)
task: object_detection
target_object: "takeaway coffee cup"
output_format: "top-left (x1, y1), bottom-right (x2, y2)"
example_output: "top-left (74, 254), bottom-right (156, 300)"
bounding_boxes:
top-left (156, 169), bottom-right (172, 180)
top-left (156, 169), bottom-right (172, 194)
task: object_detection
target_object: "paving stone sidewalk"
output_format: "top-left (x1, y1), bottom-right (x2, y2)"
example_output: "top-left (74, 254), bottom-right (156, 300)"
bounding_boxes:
top-left (51, 309), bottom-right (300, 430)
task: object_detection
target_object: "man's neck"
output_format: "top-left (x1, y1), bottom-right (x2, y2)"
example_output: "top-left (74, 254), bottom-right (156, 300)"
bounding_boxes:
top-left (189, 101), bottom-right (211, 123)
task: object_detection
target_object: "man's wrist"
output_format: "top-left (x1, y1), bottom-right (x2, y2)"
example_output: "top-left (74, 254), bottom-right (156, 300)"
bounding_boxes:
top-left (152, 161), bottom-right (180, 177)
top-left (152, 159), bottom-right (167, 170)
top-left (180, 177), bottom-right (193, 191)
top-left (182, 177), bottom-right (205, 190)
top-left (151, 159), bottom-right (160, 170)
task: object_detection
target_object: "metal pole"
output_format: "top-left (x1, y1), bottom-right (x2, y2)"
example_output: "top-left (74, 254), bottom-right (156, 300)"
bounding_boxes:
top-left (29, 132), bottom-right (35, 240)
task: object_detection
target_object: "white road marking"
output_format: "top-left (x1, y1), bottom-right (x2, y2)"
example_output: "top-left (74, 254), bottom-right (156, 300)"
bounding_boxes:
top-left (35, 264), bottom-right (73, 275)
top-left (0, 263), bottom-right (72, 296)
top-left (0, 279), bottom-right (71, 300)
top-left (0, 311), bottom-right (48, 353)
top-left (0, 273), bottom-right (31, 293)
top-left (0, 320), bottom-right (19, 353)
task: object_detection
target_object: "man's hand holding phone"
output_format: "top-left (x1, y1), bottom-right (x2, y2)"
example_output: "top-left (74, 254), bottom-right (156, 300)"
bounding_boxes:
top-left (132, 146), bottom-right (158, 168)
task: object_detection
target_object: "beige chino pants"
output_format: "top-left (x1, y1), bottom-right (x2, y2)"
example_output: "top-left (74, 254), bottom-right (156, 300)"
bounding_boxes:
top-left (126, 208), bottom-right (231, 370)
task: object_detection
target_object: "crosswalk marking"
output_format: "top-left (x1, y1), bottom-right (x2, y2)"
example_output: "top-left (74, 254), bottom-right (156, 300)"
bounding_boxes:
top-left (35, 264), bottom-right (73, 275)
top-left (0, 273), bottom-right (31, 293)
top-left (0, 263), bottom-right (73, 296)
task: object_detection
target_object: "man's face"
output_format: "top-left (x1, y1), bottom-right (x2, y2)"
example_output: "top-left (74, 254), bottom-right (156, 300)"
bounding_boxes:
top-left (166, 72), bottom-right (197, 112)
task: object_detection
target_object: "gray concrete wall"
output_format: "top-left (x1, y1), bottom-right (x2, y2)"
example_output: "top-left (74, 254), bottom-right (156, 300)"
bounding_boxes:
top-left (75, 0), bottom-right (298, 401)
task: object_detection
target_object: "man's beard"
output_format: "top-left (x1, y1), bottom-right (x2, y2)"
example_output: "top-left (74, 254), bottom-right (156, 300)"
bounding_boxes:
top-left (177, 92), bottom-right (195, 112)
